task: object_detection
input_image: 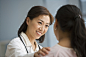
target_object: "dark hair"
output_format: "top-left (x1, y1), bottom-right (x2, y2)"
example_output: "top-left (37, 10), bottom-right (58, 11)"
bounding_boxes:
top-left (18, 6), bottom-right (54, 43)
top-left (55, 4), bottom-right (86, 57)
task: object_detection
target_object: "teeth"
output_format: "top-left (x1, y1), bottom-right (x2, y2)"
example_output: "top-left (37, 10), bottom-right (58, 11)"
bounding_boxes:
top-left (37, 32), bottom-right (41, 35)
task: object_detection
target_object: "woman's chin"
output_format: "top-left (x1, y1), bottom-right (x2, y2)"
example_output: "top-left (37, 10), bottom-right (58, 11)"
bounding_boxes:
top-left (35, 36), bottom-right (40, 39)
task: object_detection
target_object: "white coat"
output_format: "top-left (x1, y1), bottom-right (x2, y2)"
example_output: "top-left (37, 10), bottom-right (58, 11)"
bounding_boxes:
top-left (5, 32), bottom-right (42, 57)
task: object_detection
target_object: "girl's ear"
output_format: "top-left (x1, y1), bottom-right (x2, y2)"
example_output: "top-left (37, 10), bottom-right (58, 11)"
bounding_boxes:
top-left (26, 17), bottom-right (30, 25)
top-left (54, 19), bottom-right (58, 28)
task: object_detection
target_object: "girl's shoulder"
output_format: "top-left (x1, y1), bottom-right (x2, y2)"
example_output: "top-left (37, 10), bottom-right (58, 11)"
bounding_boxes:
top-left (50, 44), bottom-right (77, 57)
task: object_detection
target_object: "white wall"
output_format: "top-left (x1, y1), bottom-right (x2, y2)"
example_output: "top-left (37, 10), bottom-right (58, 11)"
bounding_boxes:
top-left (0, 0), bottom-right (44, 41)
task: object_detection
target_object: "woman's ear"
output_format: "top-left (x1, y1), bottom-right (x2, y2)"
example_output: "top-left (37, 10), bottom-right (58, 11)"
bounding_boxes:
top-left (26, 17), bottom-right (30, 25)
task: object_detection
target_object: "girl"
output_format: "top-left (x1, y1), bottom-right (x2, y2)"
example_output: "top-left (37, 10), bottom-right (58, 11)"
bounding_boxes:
top-left (41, 4), bottom-right (86, 57)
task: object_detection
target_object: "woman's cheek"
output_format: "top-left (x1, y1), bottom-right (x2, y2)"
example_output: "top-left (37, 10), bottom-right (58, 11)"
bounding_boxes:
top-left (33, 23), bottom-right (39, 28)
top-left (45, 28), bottom-right (48, 33)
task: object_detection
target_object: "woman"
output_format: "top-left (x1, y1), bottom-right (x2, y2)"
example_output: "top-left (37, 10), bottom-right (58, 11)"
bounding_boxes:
top-left (5, 6), bottom-right (53, 57)
top-left (41, 4), bottom-right (86, 57)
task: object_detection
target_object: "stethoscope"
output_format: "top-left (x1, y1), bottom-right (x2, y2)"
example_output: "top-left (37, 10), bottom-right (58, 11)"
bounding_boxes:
top-left (19, 35), bottom-right (41, 53)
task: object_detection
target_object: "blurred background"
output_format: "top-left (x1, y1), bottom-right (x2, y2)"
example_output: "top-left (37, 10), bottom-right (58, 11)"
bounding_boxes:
top-left (0, 0), bottom-right (86, 56)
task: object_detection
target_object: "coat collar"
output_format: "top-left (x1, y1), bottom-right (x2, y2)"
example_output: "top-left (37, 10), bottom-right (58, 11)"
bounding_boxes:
top-left (20, 32), bottom-right (40, 51)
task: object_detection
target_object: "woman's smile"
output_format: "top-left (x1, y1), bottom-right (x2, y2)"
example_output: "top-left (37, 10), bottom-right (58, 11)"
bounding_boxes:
top-left (36, 31), bottom-right (42, 36)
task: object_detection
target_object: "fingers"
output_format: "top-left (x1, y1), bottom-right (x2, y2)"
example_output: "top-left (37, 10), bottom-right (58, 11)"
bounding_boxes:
top-left (41, 47), bottom-right (50, 54)
top-left (35, 47), bottom-right (51, 57)
top-left (34, 52), bottom-right (40, 57)
top-left (38, 47), bottom-right (50, 56)
top-left (39, 50), bottom-right (46, 56)
top-left (44, 47), bottom-right (50, 51)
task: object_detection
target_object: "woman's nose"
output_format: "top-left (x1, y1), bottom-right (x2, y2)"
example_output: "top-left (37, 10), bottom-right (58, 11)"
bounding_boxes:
top-left (39, 27), bottom-right (42, 30)
top-left (39, 26), bottom-right (45, 32)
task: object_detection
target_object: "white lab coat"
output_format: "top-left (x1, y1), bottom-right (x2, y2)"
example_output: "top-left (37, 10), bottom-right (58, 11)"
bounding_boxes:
top-left (5, 32), bottom-right (42, 57)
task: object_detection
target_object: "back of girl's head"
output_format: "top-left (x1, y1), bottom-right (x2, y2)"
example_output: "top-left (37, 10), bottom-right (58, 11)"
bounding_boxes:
top-left (55, 4), bottom-right (86, 57)
top-left (18, 6), bottom-right (53, 43)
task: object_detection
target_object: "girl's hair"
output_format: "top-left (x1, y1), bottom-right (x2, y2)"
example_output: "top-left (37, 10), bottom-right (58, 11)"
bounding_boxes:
top-left (18, 6), bottom-right (54, 43)
top-left (55, 4), bottom-right (86, 57)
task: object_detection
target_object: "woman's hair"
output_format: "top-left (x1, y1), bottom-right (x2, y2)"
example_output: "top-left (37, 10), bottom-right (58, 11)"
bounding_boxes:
top-left (18, 6), bottom-right (53, 43)
top-left (55, 4), bottom-right (86, 57)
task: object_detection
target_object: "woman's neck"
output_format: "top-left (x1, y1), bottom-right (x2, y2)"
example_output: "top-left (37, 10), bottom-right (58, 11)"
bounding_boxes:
top-left (25, 32), bottom-right (36, 51)
top-left (29, 37), bottom-right (35, 45)
top-left (25, 31), bottom-right (35, 45)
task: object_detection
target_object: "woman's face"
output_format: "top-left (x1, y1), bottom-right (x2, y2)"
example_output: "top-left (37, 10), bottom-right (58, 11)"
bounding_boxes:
top-left (26, 15), bottom-right (50, 39)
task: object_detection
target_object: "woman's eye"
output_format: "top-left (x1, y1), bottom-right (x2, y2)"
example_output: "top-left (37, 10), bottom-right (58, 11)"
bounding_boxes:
top-left (38, 22), bottom-right (42, 24)
top-left (45, 25), bottom-right (49, 27)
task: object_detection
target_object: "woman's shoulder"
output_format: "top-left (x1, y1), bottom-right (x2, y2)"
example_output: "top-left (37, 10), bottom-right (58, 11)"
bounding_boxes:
top-left (8, 37), bottom-right (22, 47)
top-left (10, 37), bottom-right (20, 43)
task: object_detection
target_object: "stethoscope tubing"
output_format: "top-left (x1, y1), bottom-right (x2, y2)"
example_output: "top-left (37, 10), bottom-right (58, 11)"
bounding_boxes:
top-left (19, 35), bottom-right (41, 53)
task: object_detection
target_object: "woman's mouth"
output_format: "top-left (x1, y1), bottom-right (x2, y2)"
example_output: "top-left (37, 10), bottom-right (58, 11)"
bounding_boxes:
top-left (36, 31), bottom-right (42, 36)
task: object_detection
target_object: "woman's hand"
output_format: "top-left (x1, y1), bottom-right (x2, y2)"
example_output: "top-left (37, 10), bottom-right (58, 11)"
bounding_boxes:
top-left (34, 47), bottom-right (50, 57)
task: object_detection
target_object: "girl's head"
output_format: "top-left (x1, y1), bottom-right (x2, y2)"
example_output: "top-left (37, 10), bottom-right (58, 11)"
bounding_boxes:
top-left (18, 6), bottom-right (54, 43)
top-left (54, 4), bottom-right (86, 57)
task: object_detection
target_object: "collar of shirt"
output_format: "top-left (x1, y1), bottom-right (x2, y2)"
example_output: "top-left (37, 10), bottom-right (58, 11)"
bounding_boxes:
top-left (20, 32), bottom-right (40, 51)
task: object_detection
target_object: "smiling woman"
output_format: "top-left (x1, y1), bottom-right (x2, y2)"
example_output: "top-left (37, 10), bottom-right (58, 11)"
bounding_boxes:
top-left (26, 15), bottom-right (50, 40)
top-left (5, 6), bottom-right (53, 57)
